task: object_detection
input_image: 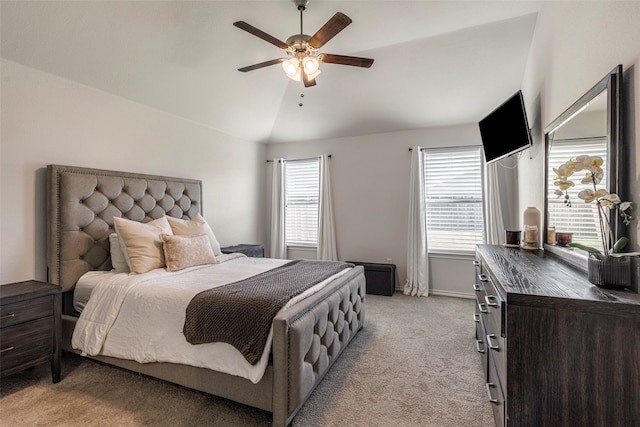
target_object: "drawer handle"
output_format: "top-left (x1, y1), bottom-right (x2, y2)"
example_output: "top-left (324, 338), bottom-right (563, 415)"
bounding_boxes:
top-left (485, 295), bottom-right (499, 307)
top-left (486, 382), bottom-right (499, 404)
top-left (473, 313), bottom-right (480, 323)
top-left (475, 339), bottom-right (485, 354)
top-left (478, 303), bottom-right (488, 314)
top-left (478, 274), bottom-right (489, 282)
top-left (473, 284), bottom-right (481, 292)
top-left (486, 334), bottom-right (500, 351)
top-left (0, 313), bottom-right (15, 320)
top-left (472, 260), bottom-right (480, 266)
top-left (0, 346), bottom-right (15, 354)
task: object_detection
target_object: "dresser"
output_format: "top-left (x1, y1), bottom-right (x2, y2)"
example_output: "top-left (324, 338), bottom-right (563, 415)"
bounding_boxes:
top-left (474, 245), bottom-right (640, 426)
top-left (1, 280), bottom-right (62, 383)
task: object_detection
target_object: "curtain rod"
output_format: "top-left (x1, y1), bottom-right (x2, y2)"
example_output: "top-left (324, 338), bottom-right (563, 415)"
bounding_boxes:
top-left (408, 145), bottom-right (481, 151)
top-left (266, 155), bottom-right (331, 163)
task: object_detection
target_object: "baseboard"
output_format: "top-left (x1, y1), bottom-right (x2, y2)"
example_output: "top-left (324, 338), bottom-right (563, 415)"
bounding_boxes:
top-left (429, 289), bottom-right (475, 299)
top-left (390, 288), bottom-right (475, 299)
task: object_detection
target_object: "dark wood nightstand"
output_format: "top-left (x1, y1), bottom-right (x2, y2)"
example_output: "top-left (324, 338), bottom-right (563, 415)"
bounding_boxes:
top-left (221, 244), bottom-right (265, 258)
top-left (0, 280), bottom-right (62, 383)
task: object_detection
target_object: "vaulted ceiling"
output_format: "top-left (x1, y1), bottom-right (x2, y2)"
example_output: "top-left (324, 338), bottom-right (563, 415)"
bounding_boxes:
top-left (1, 1), bottom-right (540, 143)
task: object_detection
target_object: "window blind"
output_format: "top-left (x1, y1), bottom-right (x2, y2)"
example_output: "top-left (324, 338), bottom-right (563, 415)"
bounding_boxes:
top-left (547, 138), bottom-right (607, 248)
top-left (285, 158), bottom-right (320, 247)
top-left (423, 147), bottom-right (484, 252)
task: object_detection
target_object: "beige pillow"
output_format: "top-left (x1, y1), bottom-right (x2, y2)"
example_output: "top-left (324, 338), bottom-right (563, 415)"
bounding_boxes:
top-left (113, 216), bottom-right (173, 274)
top-left (109, 233), bottom-right (130, 273)
top-left (166, 213), bottom-right (221, 256)
top-left (161, 234), bottom-right (218, 272)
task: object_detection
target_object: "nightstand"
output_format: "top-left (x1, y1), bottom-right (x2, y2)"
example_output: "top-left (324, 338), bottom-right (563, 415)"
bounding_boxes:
top-left (220, 244), bottom-right (265, 258)
top-left (0, 280), bottom-right (62, 383)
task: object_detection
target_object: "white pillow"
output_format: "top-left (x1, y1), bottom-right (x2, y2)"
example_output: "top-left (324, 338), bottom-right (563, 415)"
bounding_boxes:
top-left (113, 216), bottom-right (173, 274)
top-left (109, 233), bottom-right (130, 273)
top-left (161, 234), bottom-right (218, 272)
top-left (165, 213), bottom-right (221, 256)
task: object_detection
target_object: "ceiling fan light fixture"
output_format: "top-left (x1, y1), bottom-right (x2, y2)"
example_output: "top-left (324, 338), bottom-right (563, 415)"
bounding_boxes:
top-left (302, 56), bottom-right (320, 74)
top-left (282, 57), bottom-right (300, 77)
top-left (234, 1), bottom-right (374, 87)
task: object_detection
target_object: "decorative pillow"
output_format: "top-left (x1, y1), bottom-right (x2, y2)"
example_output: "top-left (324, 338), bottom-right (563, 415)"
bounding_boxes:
top-left (166, 213), bottom-right (221, 256)
top-left (109, 233), bottom-right (130, 274)
top-left (161, 234), bottom-right (218, 272)
top-left (113, 216), bottom-right (173, 274)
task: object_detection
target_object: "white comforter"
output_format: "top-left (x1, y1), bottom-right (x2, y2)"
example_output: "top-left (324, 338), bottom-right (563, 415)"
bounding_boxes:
top-left (72, 254), bottom-right (348, 384)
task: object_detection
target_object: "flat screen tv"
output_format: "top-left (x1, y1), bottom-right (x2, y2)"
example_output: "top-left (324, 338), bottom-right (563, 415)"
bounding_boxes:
top-left (479, 90), bottom-right (532, 164)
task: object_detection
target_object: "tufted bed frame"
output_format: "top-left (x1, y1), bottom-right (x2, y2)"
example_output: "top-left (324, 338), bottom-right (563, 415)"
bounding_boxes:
top-left (46, 164), bottom-right (366, 426)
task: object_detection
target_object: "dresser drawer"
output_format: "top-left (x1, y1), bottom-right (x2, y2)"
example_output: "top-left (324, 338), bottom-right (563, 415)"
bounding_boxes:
top-left (1, 316), bottom-right (54, 374)
top-left (487, 351), bottom-right (506, 427)
top-left (474, 311), bottom-right (488, 381)
top-left (1, 295), bottom-right (53, 328)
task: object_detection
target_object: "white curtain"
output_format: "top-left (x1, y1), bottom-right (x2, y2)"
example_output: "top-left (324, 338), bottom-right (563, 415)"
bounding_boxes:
top-left (405, 147), bottom-right (428, 296)
top-left (484, 161), bottom-right (505, 245)
top-left (269, 159), bottom-right (287, 259)
top-left (317, 154), bottom-right (338, 260)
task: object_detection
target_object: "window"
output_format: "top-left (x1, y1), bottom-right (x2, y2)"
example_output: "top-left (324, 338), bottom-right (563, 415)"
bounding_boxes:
top-left (285, 158), bottom-right (320, 247)
top-left (423, 147), bottom-right (484, 252)
top-left (547, 138), bottom-right (607, 248)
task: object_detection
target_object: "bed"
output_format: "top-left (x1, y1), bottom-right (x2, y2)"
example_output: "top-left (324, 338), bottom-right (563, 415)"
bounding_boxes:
top-left (46, 164), bottom-right (366, 426)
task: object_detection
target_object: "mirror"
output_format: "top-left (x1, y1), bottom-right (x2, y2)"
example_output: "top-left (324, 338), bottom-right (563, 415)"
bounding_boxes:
top-left (543, 65), bottom-right (623, 270)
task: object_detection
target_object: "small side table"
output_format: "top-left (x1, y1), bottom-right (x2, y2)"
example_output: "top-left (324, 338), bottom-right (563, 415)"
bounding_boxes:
top-left (0, 280), bottom-right (62, 383)
top-left (221, 244), bottom-right (265, 258)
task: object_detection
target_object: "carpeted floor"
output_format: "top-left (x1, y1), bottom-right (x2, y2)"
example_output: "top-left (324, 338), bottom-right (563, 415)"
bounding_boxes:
top-left (0, 294), bottom-right (495, 426)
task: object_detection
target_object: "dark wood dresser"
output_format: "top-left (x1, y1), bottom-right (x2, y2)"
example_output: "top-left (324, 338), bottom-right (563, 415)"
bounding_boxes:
top-left (474, 245), bottom-right (640, 427)
top-left (0, 280), bottom-right (62, 383)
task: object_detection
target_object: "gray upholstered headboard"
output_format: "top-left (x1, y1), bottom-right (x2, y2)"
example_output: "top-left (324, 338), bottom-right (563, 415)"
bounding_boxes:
top-left (46, 165), bottom-right (202, 294)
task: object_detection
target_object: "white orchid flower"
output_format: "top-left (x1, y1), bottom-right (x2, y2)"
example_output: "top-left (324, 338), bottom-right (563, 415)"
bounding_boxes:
top-left (554, 179), bottom-right (574, 191)
top-left (578, 189), bottom-right (595, 202)
top-left (554, 155), bottom-right (633, 256)
top-left (601, 193), bottom-right (621, 209)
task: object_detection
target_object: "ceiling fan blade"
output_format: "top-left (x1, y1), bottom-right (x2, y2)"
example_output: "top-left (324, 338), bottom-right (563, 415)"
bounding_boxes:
top-left (319, 53), bottom-right (374, 68)
top-left (238, 58), bottom-right (287, 72)
top-left (307, 12), bottom-right (352, 49)
top-left (302, 70), bottom-right (317, 88)
top-left (233, 21), bottom-right (290, 50)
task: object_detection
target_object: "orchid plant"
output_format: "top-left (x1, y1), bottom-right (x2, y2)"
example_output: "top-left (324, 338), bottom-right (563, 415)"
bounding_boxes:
top-left (553, 155), bottom-right (633, 259)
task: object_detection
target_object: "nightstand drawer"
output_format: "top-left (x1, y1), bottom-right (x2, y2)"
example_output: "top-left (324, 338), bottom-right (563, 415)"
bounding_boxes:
top-left (1, 296), bottom-right (53, 328)
top-left (1, 317), bottom-right (54, 373)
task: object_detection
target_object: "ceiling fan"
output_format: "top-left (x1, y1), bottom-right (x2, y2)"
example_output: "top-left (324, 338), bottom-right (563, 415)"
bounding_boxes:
top-left (233, 0), bottom-right (374, 87)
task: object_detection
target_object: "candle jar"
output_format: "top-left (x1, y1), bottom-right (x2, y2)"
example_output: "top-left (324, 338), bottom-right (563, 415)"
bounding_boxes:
top-left (505, 230), bottom-right (521, 247)
top-left (547, 226), bottom-right (557, 245)
top-left (522, 225), bottom-right (539, 250)
top-left (557, 232), bottom-right (573, 247)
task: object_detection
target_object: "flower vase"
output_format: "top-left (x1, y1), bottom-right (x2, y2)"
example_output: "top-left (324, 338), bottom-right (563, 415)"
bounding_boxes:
top-left (587, 255), bottom-right (630, 289)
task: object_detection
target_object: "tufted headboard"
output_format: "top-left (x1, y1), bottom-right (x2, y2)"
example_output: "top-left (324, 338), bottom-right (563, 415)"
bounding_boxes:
top-left (46, 165), bottom-right (202, 294)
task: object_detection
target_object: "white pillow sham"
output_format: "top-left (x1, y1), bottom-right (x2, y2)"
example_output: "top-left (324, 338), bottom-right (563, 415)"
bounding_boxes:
top-left (113, 216), bottom-right (173, 274)
top-left (166, 213), bottom-right (221, 256)
top-left (161, 234), bottom-right (218, 272)
top-left (109, 233), bottom-right (130, 273)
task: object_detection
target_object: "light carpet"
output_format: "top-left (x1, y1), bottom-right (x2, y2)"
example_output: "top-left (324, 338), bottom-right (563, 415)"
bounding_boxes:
top-left (0, 294), bottom-right (495, 426)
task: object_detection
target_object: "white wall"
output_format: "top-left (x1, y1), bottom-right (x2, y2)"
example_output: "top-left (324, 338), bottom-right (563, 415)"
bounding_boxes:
top-left (266, 125), bottom-right (482, 297)
top-left (0, 60), bottom-right (266, 284)
top-left (519, 1), bottom-right (640, 290)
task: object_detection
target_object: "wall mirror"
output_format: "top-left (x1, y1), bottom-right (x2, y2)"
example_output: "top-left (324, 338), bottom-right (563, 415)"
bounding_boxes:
top-left (543, 65), bottom-right (623, 270)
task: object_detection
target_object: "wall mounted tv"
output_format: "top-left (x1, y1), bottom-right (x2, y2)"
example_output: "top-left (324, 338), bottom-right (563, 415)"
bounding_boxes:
top-left (479, 90), bottom-right (532, 164)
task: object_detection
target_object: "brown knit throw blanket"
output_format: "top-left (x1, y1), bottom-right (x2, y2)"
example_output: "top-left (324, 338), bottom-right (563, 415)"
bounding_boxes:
top-left (183, 260), bottom-right (353, 365)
